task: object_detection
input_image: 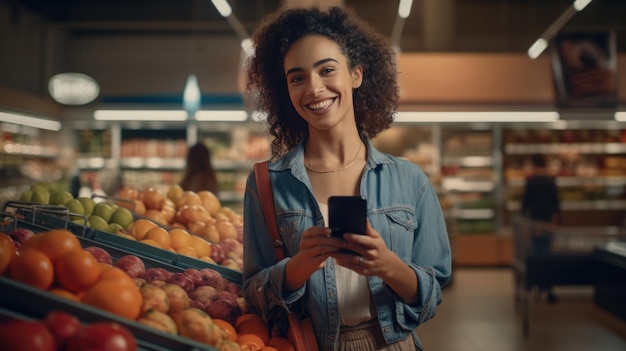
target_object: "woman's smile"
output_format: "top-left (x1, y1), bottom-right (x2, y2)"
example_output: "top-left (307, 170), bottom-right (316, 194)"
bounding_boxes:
top-left (307, 98), bottom-right (336, 111)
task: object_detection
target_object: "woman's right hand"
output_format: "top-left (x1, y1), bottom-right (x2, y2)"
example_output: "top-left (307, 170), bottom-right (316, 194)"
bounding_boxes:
top-left (284, 226), bottom-right (341, 291)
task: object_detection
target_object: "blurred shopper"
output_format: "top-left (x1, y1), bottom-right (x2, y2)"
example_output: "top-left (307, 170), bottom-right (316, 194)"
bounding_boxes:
top-left (242, 6), bottom-right (451, 350)
top-left (522, 153), bottom-right (561, 302)
top-left (180, 142), bottom-right (219, 195)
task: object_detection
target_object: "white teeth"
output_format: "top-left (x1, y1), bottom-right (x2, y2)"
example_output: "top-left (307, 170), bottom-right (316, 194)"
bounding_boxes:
top-left (307, 99), bottom-right (333, 110)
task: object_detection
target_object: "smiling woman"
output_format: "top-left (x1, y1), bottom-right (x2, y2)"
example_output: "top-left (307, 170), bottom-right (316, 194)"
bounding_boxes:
top-left (242, 6), bottom-right (451, 351)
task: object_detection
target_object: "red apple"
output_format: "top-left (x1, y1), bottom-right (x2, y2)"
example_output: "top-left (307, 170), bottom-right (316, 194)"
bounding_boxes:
top-left (114, 255), bottom-right (145, 278)
top-left (45, 311), bottom-right (82, 349)
top-left (66, 322), bottom-right (137, 351)
top-left (200, 267), bottom-right (227, 289)
top-left (165, 272), bottom-right (195, 294)
top-left (219, 238), bottom-right (243, 258)
top-left (0, 319), bottom-right (56, 351)
top-left (205, 298), bottom-right (242, 325)
top-left (84, 246), bottom-right (113, 265)
top-left (143, 267), bottom-right (173, 283)
top-left (209, 243), bottom-right (226, 264)
top-left (8, 228), bottom-right (36, 245)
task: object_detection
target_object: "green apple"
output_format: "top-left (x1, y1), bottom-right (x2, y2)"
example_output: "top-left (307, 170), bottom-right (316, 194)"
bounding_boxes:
top-left (19, 190), bottom-right (33, 202)
top-left (31, 189), bottom-right (50, 204)
top-left (77, 197), bottom-right (96, 216)
top-left (50, 191), bottom-right (74, 206)
top-left (109, 207), bottom-right (134, 229)
top-left (93, 202), bottom-right (115, 222)
top-left (88, 215), bottom-right (110, 231)
top-left (108, 222), bottom-right (124, 235)
top-left (64, 199), bottom-right (85, 220)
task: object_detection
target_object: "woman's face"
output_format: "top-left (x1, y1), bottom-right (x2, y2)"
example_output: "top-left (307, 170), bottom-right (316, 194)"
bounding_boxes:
top-left (283, 35), bottom-right (362, 132)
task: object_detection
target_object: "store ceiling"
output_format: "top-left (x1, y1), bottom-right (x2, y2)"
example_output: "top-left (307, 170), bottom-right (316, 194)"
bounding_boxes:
top-left (13, 0), bottom-right (626, 53)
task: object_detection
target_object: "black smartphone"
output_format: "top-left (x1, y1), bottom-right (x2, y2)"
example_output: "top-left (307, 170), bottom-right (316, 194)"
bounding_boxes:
top-left (328, 196), bottom-right (367, 237)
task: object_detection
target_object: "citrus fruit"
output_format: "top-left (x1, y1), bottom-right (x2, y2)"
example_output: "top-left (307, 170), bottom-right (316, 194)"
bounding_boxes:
top-left (48, 287), bottom-right (81, 302)
top-left (98, 266), bottom-right (135, 287)
top-left (55, 249), bottom-right (101, 293)
top-left (83, 280), bottom-right (142, 320)
top-left (237, 333), bottom-right (265, 350)
top-left (213, 319), bottom-right (238, 342)
top-left (190, 235), bottom-right (211, 258)
top-left (130, 219), bottom-right (158, 240)
top-left (169, 228), bottom-right (192, 251)
top-left (144, 226), bottom-right (171, 249)
top-left (176, 246), bottom-right (197, 258)
top-left (237, 317), bottom-right (270, 345)
top-left (0, 233), bottom-right (16, 275)
top-left (27, 229), bottom-right (80, 262)
top-left (9, 249), bottom-right (54, 290)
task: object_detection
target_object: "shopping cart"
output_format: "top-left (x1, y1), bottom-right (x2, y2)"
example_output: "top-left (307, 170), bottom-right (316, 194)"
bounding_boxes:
top-left (511, 215), bottom-right (623, 337)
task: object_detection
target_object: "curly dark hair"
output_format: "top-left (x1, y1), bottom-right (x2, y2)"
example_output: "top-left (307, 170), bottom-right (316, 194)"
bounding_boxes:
top-left (246, 6), bottom-right (399, 157)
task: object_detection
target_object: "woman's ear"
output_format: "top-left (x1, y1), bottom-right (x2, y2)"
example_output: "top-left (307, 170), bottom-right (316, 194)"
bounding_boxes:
top-left (351, 65), bottom-right (363, 89)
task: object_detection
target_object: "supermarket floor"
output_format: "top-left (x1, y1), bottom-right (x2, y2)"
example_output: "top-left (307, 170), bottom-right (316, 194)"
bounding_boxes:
top-left (416, 268), bottom-right (626, 351)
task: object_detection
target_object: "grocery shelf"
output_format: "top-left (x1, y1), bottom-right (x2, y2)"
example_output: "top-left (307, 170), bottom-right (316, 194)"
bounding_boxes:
top-left (120, 157), bottom-right (185, 170)
top-left (442, 178), bottom-right (495, 192)
top-left (504, 142), bottom-right (626, 155)
top-left (441, 156), bottom-right (493, 167)
top-left (506, 199), bottom-right (626, 211)
top-left (507, 176), bottom-right (626, 188)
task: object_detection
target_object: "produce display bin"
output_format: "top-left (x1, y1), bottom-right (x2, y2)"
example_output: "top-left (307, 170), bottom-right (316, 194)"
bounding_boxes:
top-left (0, 277), bottom-right (217, 351)
top-left (2, 200), bottom-right (243, 285)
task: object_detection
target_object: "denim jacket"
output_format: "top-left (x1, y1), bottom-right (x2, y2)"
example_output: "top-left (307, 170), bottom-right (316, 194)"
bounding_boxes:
top-left (242, 138), bottom-right (452, 351)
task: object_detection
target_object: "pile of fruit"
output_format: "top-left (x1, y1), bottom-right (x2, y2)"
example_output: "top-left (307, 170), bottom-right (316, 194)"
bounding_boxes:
top-left (19, 182), bottom-right (136, 234)
top-left (0, 310), bottom-right (137, 351)
top-left (1, 228), bottom-right (295, 351)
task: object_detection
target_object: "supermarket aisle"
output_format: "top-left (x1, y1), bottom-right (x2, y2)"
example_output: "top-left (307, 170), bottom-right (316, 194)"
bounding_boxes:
top-left (417, 268), bottom-right (626, 351)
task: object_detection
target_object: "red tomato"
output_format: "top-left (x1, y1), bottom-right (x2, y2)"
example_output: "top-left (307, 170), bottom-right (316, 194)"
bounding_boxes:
top-left (66, 322), bottom-right (138, 351)
top-left (0, 232), bottom-right (16, 275)
top-left (45, 311), bottom-right (83, 348)
top-left (0, 319), bottom-right (56, 351)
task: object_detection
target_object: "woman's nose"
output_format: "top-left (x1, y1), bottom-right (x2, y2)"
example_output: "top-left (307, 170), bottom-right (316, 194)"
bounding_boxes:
top-left (308, 76), bottom-right (324, 96)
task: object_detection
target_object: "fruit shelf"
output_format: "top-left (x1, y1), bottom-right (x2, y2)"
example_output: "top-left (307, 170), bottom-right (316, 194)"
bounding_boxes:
top-left (2, 200), bottom-right (243, 285)
top-left (0, 220), bottom-right (223, 351)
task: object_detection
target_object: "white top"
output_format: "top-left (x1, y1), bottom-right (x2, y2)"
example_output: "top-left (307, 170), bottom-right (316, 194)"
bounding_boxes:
top-left (319, 203), bottom-right (372, 326)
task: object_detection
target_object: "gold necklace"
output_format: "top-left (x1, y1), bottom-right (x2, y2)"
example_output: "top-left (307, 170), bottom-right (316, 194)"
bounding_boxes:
top-left (304, 142), bottom-right (363, 174)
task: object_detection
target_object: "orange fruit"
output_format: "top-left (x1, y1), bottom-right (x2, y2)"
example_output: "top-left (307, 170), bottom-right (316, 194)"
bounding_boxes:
top-left (140, 238), bottom-right (163, 249)
top-left (190, 235), bottom-right (211, 258)
top-left (48, 287), bottom-right (81, 302)
top-left (9, 250), bottom-right (54, 290)
top-left (83, 280), bottom-right (142, 320)
top-left (28, 229), bottom-right (80, 262)
top-left (237, 318), bottom-right (270, 345)
top-left (176, 246), bottom-right (197, 258)
top-left (18, 232), bottom-right (43, 253)
top-left (169, 228), bottom-right (192, 250)
top-left (0, 232), bottom-right (16, 275)
top-left (237, 334), bottom-right (265, 350)
top-left (130, 219), bottom-right (158, 240)
top-left (259, 347), bottom-right (279, 351)
top-left (55, 249), bottom-right (101, 293)
top-left (236, 313), bottom-right (266, 329)
top-left (98, 266), bottom-right (135, 287)
top-left (213, 319), bottom-right (238, 342)
top-left (144, 226), bottom-right (171, 249)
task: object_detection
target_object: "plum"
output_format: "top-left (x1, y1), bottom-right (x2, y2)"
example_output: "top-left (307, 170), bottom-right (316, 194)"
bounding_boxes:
top-left (84, 246), bottom-right (113, 265)
top-left (114, 255), bottom-right (145, 279)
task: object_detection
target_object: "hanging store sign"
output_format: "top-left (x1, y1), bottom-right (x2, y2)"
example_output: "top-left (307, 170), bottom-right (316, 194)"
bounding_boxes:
top-left (48, 73), bottom-right (100, 105)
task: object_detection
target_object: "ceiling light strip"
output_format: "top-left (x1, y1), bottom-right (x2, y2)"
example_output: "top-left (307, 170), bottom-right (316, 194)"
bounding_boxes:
top-left (0, 111), bottom-right (62, 131)
top-left (394, 111), bottom-right (560, 123)
top-left (527, 0), bottom-right (593, 59)
top-left (94, 110), bottom-right (188, 121)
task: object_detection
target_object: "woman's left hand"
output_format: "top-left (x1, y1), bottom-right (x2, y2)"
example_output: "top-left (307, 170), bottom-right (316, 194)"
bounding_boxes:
top-left (330, 221), bottom-right (393, 276)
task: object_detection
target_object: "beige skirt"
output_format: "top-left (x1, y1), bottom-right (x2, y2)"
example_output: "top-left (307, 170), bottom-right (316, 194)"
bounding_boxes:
top-left (338, 319), bottom-right (417, 351)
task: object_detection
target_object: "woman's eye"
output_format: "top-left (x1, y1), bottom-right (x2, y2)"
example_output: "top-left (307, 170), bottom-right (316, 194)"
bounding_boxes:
top-left (289, 76), bottom-right (302, 84)
top-left (321, 67), bottom-right (335, 74)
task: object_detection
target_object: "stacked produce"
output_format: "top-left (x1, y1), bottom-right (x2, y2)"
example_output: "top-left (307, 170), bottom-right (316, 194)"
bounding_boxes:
top-left (16, 182), bottom-right (244, 272)
top-left (0, 310), bottom-right (137, 351)
top-left (1, 228), bottom-right (295, 350)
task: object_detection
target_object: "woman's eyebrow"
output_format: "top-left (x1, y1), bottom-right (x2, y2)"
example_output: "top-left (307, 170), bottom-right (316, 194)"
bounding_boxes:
top-left (285, 58), bottom-right (339, 75)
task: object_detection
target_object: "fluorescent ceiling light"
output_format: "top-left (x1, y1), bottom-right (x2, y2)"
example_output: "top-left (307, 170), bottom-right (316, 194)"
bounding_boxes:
top-left (210, 0), bottom-right (232, 17)
top-left (527, 38), bottom-right (548, 59)
top-left (615, 112), bottom-right (626, 122)
top-left (195, 110), bottom-right (247, 121)
top-left (573, 0), bottom-right (592, 11)
top-left (394, 111), bottom-right (560, 123)
top-left (0, 111), bottom-right (62, 131)
top-left (94, 110), bottom-right (187, 121)
top-left (183, 74), bottom-right (201, 113)
top-left (398, 0), bottom-right (413, 19)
